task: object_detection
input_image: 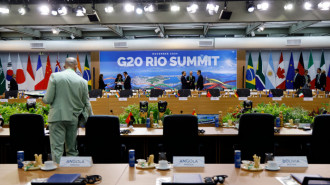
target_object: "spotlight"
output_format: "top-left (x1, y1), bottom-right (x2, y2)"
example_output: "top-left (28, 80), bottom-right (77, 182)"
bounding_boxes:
top-left (58, 6), bottom-right (68, 15)
top-left (124, 3), bottom-right (135, 12)
top-left (187, 3), bottom-right (198, 13)
top-left (18, 7), bottom-right (27, 15)
top-left (105, 5), bottom-right (114, 13)
top-left (51, 7), bottom-right (58, 16)
top-left (171, 4), bottom-right (180, 12)
top-left (52, 28), bottom-right (60, 35)
top-left (304, 1), bottom-right (313, 10)
top-left (144, 4), bottom-right (155, 12)
top-left (257, 24), bottom-right (265, 32)
top-left (257, 2), bottom-right (269, 10)
top-left (206, 3), bottom-right (219, 15)
top-left (70, 34), bottom-right (75, 39)
top-left (75, 5), bottom-right (86, 16)
top-left (246, 1), bottom-right (255, 12)
top-left (318, 1), bottom-right (330, 10)
top-left (136, 5), bottom-right (143, 14)
top-left (284, 2), bottom-right (293, 10)
top-left (39, 5), bottom-right (50, 15)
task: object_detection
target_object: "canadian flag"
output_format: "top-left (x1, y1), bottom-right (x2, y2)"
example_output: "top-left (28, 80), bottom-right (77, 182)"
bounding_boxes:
top-left (276, 52), bottom-right (286, 89)
top-left (25, 55), bottom-right (35, 91)
top-left (16, 54), bottom-right (26, 90)
top-left (34, 55), bottom-right (44, 90)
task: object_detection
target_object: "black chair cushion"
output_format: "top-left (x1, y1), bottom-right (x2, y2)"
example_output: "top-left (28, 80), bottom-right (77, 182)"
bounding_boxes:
top-left (237, 88), bottom-right (250, 97)
top-left (270, 89), bottom-right (283, 97)
top-left (119, 90), bottom-right (133, 97)
top-left (5, 90), bottom-right (18, 98)
top-left (207, 89), bottom-right (221, 97)
top-left (178, 89), bottom-right (191, 97)
top-left (150, 89), bottom-right (163, 97)
top-left (311, 115), bottom-right (330, 163)
top-left (89, 89), bottom-right (102, 98)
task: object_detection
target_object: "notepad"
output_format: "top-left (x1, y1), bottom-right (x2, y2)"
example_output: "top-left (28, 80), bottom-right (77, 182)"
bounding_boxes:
top-left (291, 173), bottom-right (322, 184)
top-left (173, 173), bottom-right (203, 183)
top-left (47, 174), bottom-right (80, 183)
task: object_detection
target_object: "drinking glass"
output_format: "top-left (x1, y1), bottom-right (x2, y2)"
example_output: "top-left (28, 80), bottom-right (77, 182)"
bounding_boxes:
top-left (158, 152), bottom-right (167, 162)
top-left (264, 153), bottom-right (274, 165)
top-left (295, 119), bottom-right (300, 126)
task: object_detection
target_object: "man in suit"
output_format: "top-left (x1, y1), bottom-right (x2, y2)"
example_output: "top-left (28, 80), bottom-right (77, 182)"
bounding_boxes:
top-left (303, 70), bottom-right (311, 89)
top-left (196, 70), bottom-right (204, 90)
top-left (9, 74), bottom-right (18, 91)
top-left (186, 71), bottom-right (195, 89)
top-left (123, 71), bottom-right (131, 90)
top-left (315, 68), bottom-right (326, 90)
top-left (43, 57), bottom-right (93, 163)
top-left (181, 71), bottom-right (188, 89)
top-left (293, 69), bottom-right (304, 90)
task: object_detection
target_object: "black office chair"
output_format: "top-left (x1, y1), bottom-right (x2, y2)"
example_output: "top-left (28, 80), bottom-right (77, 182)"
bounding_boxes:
top-left (5, 90), bottom-right (18, 99)
top-left (302, 89), bottom-right (313, 97)
top-left (309, 115), bottom-right (330, 163)
top-left (207, 89), bottom-right (221, 97)
top-left (119, 90), bottom-right (133, 97)
top-left (85, 115), bottom-right (125, 163)
top-left (270, 89), bottom-right (283, 97)
top-left (178, 89), bottom-right (191, 97)
top-left (236, 88), bottom-right (250, 97)
top-left (89, 89), bottom-right (102, 98)
top-left (237, 113), bottom-right (274, 161)
top-left (9, 114), bottom-right (46, 162)
top-left (162, 115), bottom-right (200, 162)
top-left (150, 89), bottom-right (163, 97)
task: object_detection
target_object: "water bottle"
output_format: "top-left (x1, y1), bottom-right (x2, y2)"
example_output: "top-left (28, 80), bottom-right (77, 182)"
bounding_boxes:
top-left (234, 150), bottom-right (241, 168)
top-left (146, 118), bottom-right (150, 128)
top-left (215, 117), bottom-right (219, 127)
top-left (276, 117), bottom-right (280, 127)
top-left (129, 149), bottom-right (135, 167)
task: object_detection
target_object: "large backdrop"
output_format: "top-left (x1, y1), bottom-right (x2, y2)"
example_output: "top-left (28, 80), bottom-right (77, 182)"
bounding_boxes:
top-left (100, 50), bottom-right (237, 90)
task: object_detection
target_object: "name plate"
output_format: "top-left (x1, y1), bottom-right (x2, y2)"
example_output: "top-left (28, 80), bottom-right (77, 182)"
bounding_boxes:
top-left (179, 97), bottom-right (188, 101)
top-left (149, 97), bottom-right (158, 101)
top-left (250, 92), bottom-right (258, 95)
top-left (59, 156), bottom-right (93, 167)
top-left (173, 156), bottom-right (205, 167)
top-left (201, 92), bottom-right (207, 95)
top-left (89, 98), bottom-right (97, 101)
top-left (238, 97), bottom-right (247, 101)
top-left (303, 97), bottom-right (313, 101)
top-left (27, 99), bottom-right (36, 103)
top-left (274, 156), bottom-right (308, 167)
top-left (0, 99), bottom-right (8, 102)
top-left (210, 97), bottom-right (220, 101)
top-left (119, 98), bottom-right (128, 101)
top-left (298, 123), bottom-right (311, 129)
top-left (272, 97), bottom-right (282, 101)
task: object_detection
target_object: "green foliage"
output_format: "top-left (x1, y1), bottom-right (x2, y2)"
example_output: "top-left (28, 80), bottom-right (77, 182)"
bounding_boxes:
top-left (0, 102), bottom-right (50, 125)
top-left (119, 103), bottom-right (172, 124)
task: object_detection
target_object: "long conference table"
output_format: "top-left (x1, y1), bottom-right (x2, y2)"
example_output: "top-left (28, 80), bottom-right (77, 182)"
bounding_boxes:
top-left (1, 163), bottom-right (329, 185)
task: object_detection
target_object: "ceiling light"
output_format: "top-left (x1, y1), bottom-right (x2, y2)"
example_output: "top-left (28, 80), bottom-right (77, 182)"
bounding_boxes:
top-left (52, 28), bottom-right (60, 35)
top-left (124, 3), bottom-right (135, 12)
top-left (70, 34), bottom-right (75, 39)
top-left (206, 3), bottom-right (219, 15)
top-left (284, 2), bottom-right (293, 10)
top-left (75, 5), bottom-right (86, 16)
top-left (18, 7), bottom-right (26, 15)
top-left (39, 5), bottom-right (50, 15)
top-left (246, 1), bottom-right (255, 12)
top-left (318, 1), bottom-right (330, 10)
top-left (257, 2), bottom-right (269, 10)
top-left (187, 3), bottom-right (199, 13)
top-left (171, 4), bottom-right (180, 12)
top-left (51, 7), bottom-right (58, 16)
top-left (304, 1), bottom-right (313, 10)
top-left (144, 4), bottom-right (155, 12)
top-left (58, 6), bottom-right (68, 15)
top-left (136, 5), bottom-right (143, 14)
top-left (105, 5), bottom-right (114, 13)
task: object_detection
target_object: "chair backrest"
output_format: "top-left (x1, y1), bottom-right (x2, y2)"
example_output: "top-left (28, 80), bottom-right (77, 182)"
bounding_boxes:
top-left (311, 114), bottom-right (330, 163)
top-left (236, 88), bottom-right (250, 97)
top-left (270, 89), bottom-right (283, 97)
top-left (238, 113), bottom-right (274, 161)
top-left (207, 89), bottom-right (221, 97)
top-left (302, 89), bottom-right (313, 97)
top-left (302, 177), bottom-right (330, 185)
top-left (85, 115), bottom-right (121, 163)
top-left (163, 115), bottom-right (199, 161)
top-left (119, 90), bottom-right (133, 97)
top-left (9, 114), bottom-right (45, 161)
top-left (150, 89), bottom-right (163, 97)
top-left (5, 90), bottom-right (18, 99)
top-left (89, 89), bottom-right (102, 98)
top-left (178, 89), bottom-right (191, 97)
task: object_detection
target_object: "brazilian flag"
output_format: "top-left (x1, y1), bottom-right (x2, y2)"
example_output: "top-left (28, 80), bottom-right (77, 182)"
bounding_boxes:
top-left (246, 53), bottom-right (256, 89)
top-left (83, 55), bottom-right (92, 91)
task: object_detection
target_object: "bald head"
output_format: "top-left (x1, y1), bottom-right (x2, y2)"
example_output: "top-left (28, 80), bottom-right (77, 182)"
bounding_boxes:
top-left (64, 57), bottom-right (78, 70)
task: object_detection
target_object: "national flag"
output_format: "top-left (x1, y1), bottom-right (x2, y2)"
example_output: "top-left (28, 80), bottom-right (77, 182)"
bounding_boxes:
top-left (246, 53), bottom-right (256, 89)
top-left (26, 55), bottom-right (35, 91)
top-left (234, 92), bottom-right (238, 98)
top-left (0, 58), bottom-right (6, 95)
top-left (83, 55), bottom-right (91, 91)
top-left (265, 53), bottom-right (276, 89)
top-left (125, 112), bottom-right (133, 125)
top-left (268, 91), bottom-right (273, 97)
top-left (320, 51), bottom-right (326, 72)
top-left (206, 91), bottom-right (211, 97)
top-left (6, 53), bottom-right (13, 91)
top-left (42, 55), bottom-right (53, 89)
top-left (55, 55), bottom-right (61, 72)
top-left (308, 51), bottom-right (316, 89)
top-left (276, 52), bottom-right (286, 90)
top-left (326, 65), bottom-right (330, 92)
top-left (34, 55), bottom-right (44, 90)
top-left (115, 92), bottom-right (120, 98)
top-left (16, 54), bottom-right (26, 90)
top-left (76, 54), bottom-right (83, 76)
top-left (298, 52), bottom-right (305, 75)
top-left (286, 52), bottom-right (295, 89)
top-left (192, 110), bottom-right (197, 116)
top-left (299, 92), bottom-right (304, 98)
top-left (256, 52), bottom-right (265, 91)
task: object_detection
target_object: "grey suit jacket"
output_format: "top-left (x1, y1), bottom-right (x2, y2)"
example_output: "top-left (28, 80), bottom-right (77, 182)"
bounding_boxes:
top-left (43, 69), bottom-right (93, 124)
